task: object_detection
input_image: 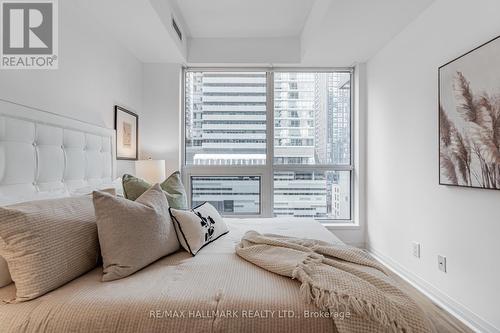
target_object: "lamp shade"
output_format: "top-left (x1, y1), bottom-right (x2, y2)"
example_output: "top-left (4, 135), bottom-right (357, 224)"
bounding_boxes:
top-left (135, 160), bottom-right (166, 184)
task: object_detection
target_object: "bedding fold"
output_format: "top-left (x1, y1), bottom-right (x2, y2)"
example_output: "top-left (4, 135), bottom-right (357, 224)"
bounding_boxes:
top-left (236, 230), bottom-right (434, 333)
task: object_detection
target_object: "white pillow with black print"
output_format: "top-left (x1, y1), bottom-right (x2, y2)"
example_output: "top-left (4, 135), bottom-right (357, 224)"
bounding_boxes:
top-left (169, 202), bottom-right (229, 256)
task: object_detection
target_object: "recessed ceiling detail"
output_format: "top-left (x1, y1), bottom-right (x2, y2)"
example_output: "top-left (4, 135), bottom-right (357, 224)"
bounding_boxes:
top-left (80, 0), bottom-right (436, 65)
top-left (172, 0), bottom-right (315, 38)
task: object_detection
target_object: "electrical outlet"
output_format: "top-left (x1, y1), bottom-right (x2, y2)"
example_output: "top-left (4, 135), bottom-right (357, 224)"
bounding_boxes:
top-left (438, 255), bottom-right (446, 273)
top-left (412, 242), bottom-right (420, 258)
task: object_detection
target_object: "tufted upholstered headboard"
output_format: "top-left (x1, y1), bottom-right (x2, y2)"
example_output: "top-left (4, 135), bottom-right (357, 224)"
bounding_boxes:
top-left (0, 99), bottom-right (116, 205)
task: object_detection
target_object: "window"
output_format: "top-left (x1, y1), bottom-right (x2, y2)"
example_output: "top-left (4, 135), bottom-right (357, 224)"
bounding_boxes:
top-left (274, 72), bottom-right (351, 166)
top-left (191, 176), bottom-right (261, 215)
top-left (273, 171), bottom-right (350, 219)
top-left (185, 71), bottom-right (267, 166)
top-left (183, 69), bottom-right (353, 222)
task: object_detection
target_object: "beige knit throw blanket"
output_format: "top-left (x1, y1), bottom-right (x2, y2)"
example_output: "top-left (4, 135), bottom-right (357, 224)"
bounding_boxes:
top-left (236, 231), bottom-right (434, 333)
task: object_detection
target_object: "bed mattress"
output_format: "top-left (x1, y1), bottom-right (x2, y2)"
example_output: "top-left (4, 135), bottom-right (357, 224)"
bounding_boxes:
top-left (0, 217), bottom-right (343, 333)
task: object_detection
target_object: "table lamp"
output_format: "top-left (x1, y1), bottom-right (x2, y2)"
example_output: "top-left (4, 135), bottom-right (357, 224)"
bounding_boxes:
top-left (135, 159), bottom-right (166, 183)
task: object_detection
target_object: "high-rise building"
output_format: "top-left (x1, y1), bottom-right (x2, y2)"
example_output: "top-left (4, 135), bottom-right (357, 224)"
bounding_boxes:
top-left (274, 72), bottom-right (316, 165)
top-left (273, 171), bottom-right (328, 218)
top-left (329, 75), bottom-right (351, 165)
top-left (186, 72), bottom-right (267, 165)
top-left (191, 176), bottom-right (260, 214)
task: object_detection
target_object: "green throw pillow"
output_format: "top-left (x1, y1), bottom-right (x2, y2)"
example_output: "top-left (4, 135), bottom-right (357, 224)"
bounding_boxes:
top-left (121, 174), bottom-right (150, 201)
top-left (122, 172), bottom-right (188, 209)
top-left (161, 172), bottom-right (189, 210)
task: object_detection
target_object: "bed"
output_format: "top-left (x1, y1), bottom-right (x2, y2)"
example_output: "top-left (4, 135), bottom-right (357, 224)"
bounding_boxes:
top-left (0, 101), bottom-right (344, 332)
top-left (0, 217), bottom-right (343, 333)
top-left (0, 100), bottom-right (432, 333)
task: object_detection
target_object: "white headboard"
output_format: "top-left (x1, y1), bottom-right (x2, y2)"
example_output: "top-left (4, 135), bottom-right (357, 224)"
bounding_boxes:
top-left (0, 99), bottom-right (116, 204)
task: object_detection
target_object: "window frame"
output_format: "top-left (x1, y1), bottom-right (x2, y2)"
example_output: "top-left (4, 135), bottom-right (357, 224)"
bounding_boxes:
top-left (181, 67), bottom-right (355, 224)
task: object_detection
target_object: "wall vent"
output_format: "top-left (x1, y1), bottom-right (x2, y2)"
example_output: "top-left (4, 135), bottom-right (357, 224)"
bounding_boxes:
top-left (172, 17), bottom-right (182, 41)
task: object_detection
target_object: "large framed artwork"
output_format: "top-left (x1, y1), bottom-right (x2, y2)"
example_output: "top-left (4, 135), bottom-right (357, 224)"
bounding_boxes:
top-left (439, 36), bottom-right (500, 190)
top-left (114, 105), bottom-right (138, 160)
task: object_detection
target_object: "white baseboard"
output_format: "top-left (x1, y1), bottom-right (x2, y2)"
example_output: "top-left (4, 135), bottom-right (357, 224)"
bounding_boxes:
top-left (367, 247), bottom-right (499, 333)
top-left (345, 241), bottom-right (366, 248)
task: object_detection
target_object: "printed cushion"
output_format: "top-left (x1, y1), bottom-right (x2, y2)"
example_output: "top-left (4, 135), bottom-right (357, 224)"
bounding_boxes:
top-left (169, 202), bottom-right (229, 256)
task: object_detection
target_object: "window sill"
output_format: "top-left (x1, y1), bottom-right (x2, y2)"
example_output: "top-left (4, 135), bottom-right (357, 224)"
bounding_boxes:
top-left (323, 222), bottom-right (361, 230)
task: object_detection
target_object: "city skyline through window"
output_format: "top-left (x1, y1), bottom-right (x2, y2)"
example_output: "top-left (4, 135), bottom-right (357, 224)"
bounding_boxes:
top-left (184, 69), bottom-right (353, 221)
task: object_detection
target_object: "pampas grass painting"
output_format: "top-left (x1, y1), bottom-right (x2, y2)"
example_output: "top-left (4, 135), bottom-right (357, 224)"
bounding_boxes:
top-left (439, 36), bottom-right (500, 189)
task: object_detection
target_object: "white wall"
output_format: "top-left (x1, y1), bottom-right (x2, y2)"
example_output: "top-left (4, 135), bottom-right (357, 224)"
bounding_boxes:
top-left (0, 1), bottom-right (143, 176)
top-left (366, 0), bottom-right (500, 331)
top-left (141, 64), bottom-right (182, 175)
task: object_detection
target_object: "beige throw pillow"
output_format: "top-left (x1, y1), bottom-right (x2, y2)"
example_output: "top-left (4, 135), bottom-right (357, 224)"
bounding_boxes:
top-left (0, 196), bottom-right (99, 302)
top-left (93, 184), bottom-right (180, 282)
top-left (0, 250), bottom-right (12, 288)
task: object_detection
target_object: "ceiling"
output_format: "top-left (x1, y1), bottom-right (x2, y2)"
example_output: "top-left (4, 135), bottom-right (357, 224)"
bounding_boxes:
top-left (80, 0), bottom-right (436, 66)
top-left (73, 0), bottom-right (186, 63)
top-left (173, 0), bottom-right (315, 38)
top-left (301, 0), bottom-right (436, 65)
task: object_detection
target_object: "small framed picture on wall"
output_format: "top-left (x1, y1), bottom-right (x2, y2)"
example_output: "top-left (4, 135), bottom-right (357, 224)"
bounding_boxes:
top-left (115, 105), bottom-right (138, 160)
